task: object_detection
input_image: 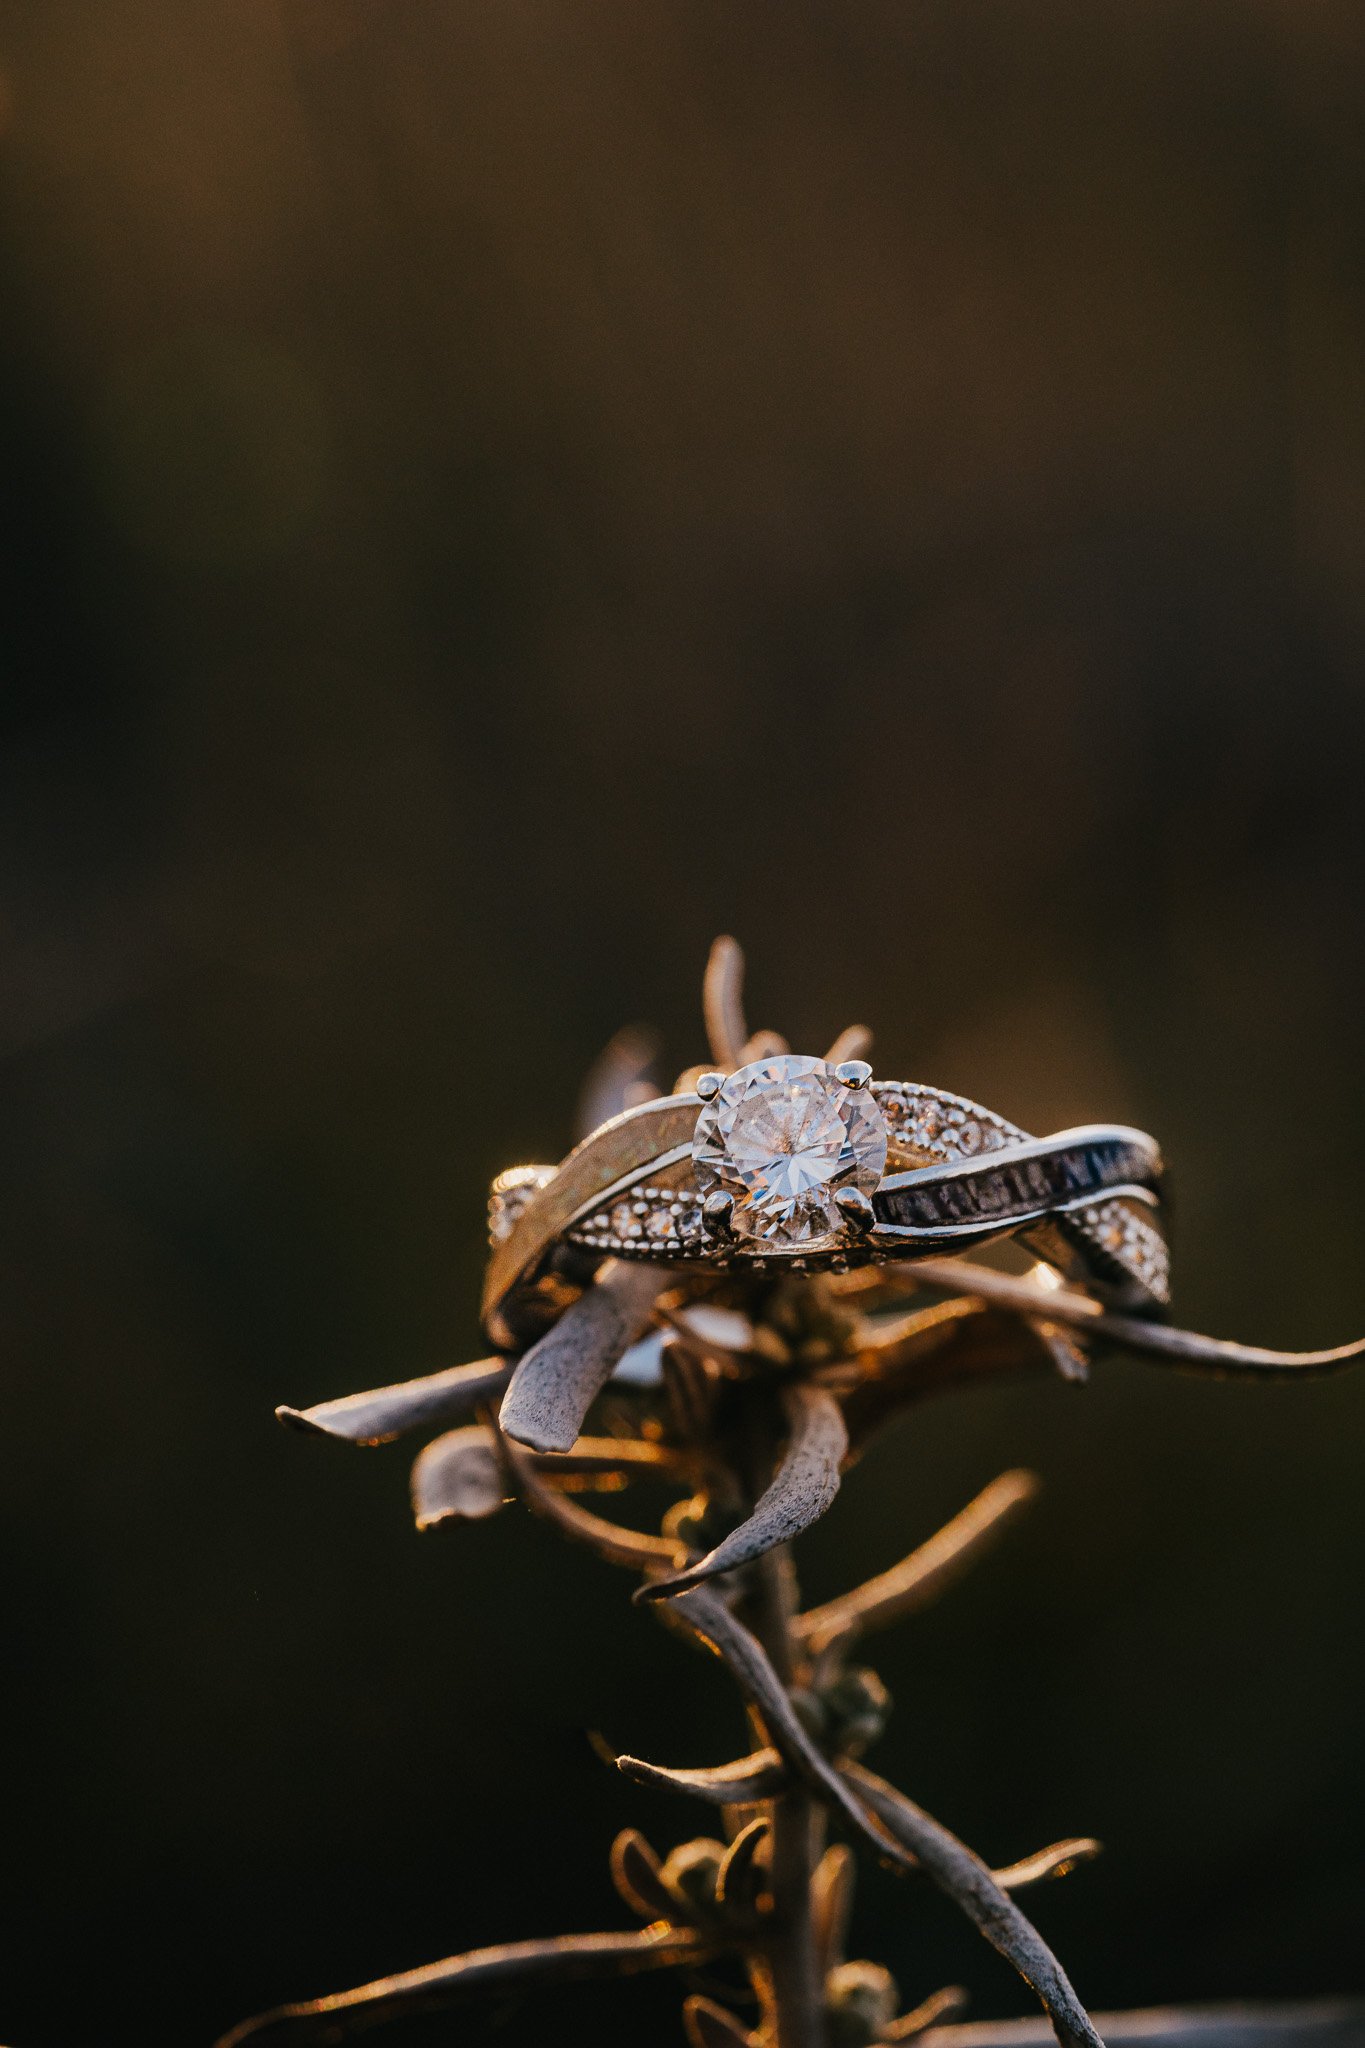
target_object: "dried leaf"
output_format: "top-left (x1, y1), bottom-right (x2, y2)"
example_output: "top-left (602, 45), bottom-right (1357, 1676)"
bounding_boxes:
top-left (276, 1357), bottom-right (512, 1446)
top-left (609, 1829), bottom-right (679, 1922)
top-left (798, 1470), bottom-right (1040, 1654)
top-left (216, 1927), bottom-right (711, 2045)
top-left (993, 1839), bottom-right (1102, 1891)
top-left (739, 1028), bottom-right (790, 1061)
top-left (841, 1763), bottom-right (1102, 2048)
top-left (812, 1844), bottom-right (856, 1975)
top-left (577, 1025), bottom-right (662, 1138)
top-left (882, 1984), bottom-right (970, 2039)
top-left (410, 1426), bottom-right (507, 1529)
top-left (703, 935), bottom-right (748, 1070)
top-left (715, 1816), bottom-right (770, 1910)
top-left (824, 1024), bottom-right (874, 1065)
top-left (500, 1262), bottom-right (663, 1453)
top-left (664, 1589), bottom-right (918, 1875)
top-left (905, 1258), bottom-right (1365, 1380)
top-left (639, 1385), bottom-right (847, 1603)
top-left (616, 1749), bottom-right (789, 1805)
top-left (685, 1994), bottom-right (756, 2048)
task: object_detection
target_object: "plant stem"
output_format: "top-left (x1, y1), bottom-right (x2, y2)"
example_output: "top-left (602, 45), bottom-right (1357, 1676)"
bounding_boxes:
top-left (752, 1540), bottom-right (824, 2048)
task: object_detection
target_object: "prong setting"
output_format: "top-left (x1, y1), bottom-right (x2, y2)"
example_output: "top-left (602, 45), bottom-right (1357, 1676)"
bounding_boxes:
top-left (835, 1060), bottom-right (873, 1091)
top-left (835, 1187), bottom-right (876, 1236)
top-left (696, 1071), bottom-right (725, 1102)
top-left (702, 1189), bottom-right (737, 1239)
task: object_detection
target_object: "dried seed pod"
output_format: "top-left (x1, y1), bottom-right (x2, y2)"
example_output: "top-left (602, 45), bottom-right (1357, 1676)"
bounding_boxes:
top-left (826, 1960), bottom-right (899, 2048)
top-left (821, 1665), bottom-right (892, 1759)
top-left (660, 1837), bottom-right (729, 1921)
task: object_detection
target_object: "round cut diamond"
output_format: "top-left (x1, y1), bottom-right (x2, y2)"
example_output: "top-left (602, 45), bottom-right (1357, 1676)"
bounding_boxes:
top-left (692, 1054), bottom-right (888, 1246)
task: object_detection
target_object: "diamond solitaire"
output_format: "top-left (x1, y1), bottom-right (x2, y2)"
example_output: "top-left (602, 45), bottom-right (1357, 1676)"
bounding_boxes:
top-left (692, 1054), bottom-right (889, 1246)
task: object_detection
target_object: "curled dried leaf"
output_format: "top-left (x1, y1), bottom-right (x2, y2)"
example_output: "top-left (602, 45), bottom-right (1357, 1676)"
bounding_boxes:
top-left (798, 1469), bottom-right (1040, 1656)
top-left (410, 1426), bottom-right (507, 1529)
top-left (811, 1843), bottom-right (856, 1976)
top-left (500, 1262), bottom-right (663, 1453)
top-left (639, 1385), bottom-right (847, 1603)
top-left (609, 1829), bottom-right (679, 1922)
top-left (840, 1762), bottom-right (1102, 2048)
top-left (616, 1749), bottom-right (789, 1805)
top-left (216, 1927), bottom-right (711, 2045)
top-left (716, 1816), bottom-right (770, 1911)
top-left (277, 1357), bottom-right (512, 1446)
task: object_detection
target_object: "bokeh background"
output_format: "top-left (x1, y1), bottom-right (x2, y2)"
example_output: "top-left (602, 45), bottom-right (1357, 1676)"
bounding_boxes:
top-left (2, 4), bottom-right (1364, 2044)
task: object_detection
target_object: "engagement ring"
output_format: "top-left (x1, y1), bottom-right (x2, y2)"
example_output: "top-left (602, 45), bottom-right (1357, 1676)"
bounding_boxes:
top-left (481, 946), bottom-right (1168, 1347)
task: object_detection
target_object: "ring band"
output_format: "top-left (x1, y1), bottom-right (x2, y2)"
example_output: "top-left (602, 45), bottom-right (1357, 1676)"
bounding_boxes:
top-left (482, 1062), bottom-right (1168, 1347)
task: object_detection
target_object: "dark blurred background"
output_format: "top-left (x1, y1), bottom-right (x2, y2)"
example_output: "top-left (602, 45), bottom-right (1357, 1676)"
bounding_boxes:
top-left (1, 4), bottom-right (1364, 2044)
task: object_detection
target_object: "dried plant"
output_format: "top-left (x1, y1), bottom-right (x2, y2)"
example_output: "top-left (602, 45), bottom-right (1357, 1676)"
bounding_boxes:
top-left (221, 944), bottom-right (1365, 2048)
